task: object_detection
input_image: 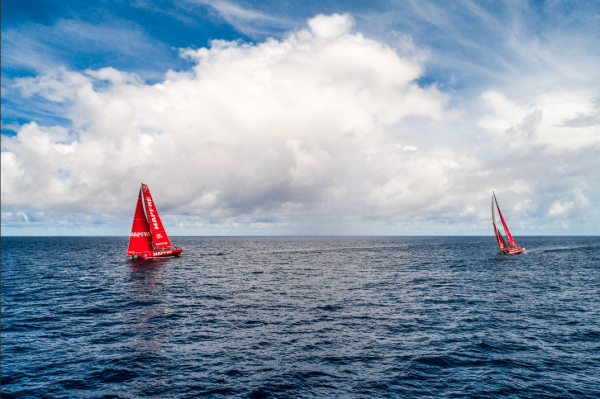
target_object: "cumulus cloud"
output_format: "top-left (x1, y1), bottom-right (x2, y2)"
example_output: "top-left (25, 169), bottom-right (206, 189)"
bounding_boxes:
top-left (2, 13), bottom-right (599, 234)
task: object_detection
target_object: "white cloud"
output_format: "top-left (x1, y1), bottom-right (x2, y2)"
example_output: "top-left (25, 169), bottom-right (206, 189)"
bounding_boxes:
top-left (2, 13), bottom-right (599, 234)
top-left (308, 13), bottom-right (354, 39)
top-left (549, 201), bottom-right (574, 216)
top-left (287, 139), bottom-right (333, 186)
top-left (195, 0), bottom-right (292, 38)
top-left (478, 87), bottom-right (600, 150)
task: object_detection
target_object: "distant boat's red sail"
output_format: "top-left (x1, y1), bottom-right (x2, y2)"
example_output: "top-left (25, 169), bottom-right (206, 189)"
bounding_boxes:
top-left (495, 200), bottom-right (517, 248)
top-left (141, 184), bottom-right (172, 249)
top-left (127, 189), bottom-right (154, 255)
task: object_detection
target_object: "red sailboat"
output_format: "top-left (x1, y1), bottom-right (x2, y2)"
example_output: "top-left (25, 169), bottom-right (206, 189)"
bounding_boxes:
top-left (127, 183), bottom-right (182, 259)
top-left (492, 192), bottom-right (525, 255)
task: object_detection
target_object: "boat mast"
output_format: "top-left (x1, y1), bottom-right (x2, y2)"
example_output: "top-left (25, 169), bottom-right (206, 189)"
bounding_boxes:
top-left (492, 192), bottom-right (497, 227)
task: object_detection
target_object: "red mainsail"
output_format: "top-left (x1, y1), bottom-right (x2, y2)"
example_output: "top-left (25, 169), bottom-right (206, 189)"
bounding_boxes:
top-left (141, 183), bottom-right (172, 249)
top-left (127, 188), bottom-right (154, 255)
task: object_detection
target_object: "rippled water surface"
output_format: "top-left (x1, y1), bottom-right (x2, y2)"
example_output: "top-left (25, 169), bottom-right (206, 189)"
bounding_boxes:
top-left (2, 236), bottom-right (599, 398)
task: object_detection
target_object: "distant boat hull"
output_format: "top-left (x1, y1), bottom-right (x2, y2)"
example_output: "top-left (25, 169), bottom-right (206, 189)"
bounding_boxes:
top-left (131, 248), bottom-right (183, 259)
top-left (503, 247), bottom-right (525, 255)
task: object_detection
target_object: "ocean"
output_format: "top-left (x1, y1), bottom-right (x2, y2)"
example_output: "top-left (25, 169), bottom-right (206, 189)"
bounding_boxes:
top-left (1, 236), bottom-right (599, 398)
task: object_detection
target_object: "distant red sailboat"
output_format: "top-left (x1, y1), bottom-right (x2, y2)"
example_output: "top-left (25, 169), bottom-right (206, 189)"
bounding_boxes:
top-left (492, 192), bottom-right (525, 255)
top-left (127, 183), bottom-right (182, 259)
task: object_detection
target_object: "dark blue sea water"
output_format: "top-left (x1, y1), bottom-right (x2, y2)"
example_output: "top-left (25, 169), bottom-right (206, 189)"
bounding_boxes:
top-left (2, 236), bottom-right (599, 398)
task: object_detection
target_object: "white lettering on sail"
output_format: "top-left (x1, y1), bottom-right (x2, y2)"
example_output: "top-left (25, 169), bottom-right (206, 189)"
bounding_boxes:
top-left (131, 232), bottom-right (151, 237)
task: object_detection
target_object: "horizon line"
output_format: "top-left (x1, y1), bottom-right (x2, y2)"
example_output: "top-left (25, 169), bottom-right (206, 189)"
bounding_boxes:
top-left (2, 234), bottom-right (598, 238)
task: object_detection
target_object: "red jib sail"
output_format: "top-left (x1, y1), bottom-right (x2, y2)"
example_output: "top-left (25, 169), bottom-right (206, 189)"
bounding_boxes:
top-left (493, 224), bottom-right (507, 251)
top-left (141, 183), bottom-right (172, 249)
top-left (127, 188), bottom-right (154, 255)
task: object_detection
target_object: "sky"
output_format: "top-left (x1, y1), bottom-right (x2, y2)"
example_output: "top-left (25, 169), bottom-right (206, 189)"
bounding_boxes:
top-left (1, 0), bottom-right (599, 236)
